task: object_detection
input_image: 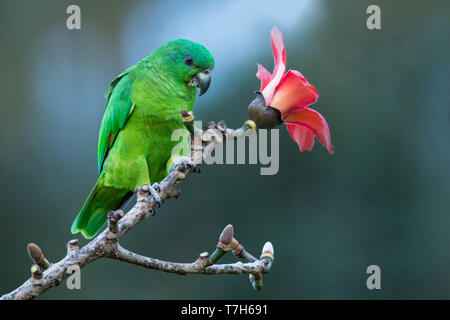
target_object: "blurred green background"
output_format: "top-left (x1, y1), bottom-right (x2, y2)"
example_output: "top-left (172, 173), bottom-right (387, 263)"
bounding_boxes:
top-left (0, 0), bottom-right (449, 299)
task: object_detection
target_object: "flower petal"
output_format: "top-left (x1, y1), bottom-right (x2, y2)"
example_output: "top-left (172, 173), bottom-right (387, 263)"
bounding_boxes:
top-left (284, 107), bottom-right (333, 154)
top-left (270, 26), bottom-right (287, 77)
top-left (286, 123), bottom-right (315, 152)
top-left (256, 64), bottom-right (272, 92)
top-left (271, 70), bottom-right (319, 118)
top-left (261, 27), bottom-right (286, 105)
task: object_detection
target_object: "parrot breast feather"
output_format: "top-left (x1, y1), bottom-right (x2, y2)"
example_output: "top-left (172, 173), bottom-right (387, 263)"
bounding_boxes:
top-left (98, 72), bottom-right (135, 172)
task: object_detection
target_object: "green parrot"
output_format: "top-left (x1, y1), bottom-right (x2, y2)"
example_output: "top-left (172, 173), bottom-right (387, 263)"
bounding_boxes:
top-left (71, 39), bottom-right (214, 239)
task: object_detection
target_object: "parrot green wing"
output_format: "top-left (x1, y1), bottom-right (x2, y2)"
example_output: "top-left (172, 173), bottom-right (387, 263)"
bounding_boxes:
top-left (98, 69), bottom-right (135, 172)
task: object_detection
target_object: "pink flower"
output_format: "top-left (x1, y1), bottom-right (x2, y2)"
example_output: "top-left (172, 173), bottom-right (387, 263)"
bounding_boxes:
top-left (255, 27), bottom-right (333, 154)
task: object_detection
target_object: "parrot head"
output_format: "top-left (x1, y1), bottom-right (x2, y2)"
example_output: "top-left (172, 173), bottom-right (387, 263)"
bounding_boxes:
top-left (153, 39), bottom-right (215, 96)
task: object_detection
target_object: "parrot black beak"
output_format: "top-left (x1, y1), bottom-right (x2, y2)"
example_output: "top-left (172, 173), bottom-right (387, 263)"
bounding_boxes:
top-left (197, 69), bottom-right (212, 96)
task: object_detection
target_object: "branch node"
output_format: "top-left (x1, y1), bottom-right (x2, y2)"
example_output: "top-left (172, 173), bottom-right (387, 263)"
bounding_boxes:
top-left (249, 273), bottom-right (263, 291)
top-left (203, 128), bottom-right (223, 144)
top-left (180, 109), bottom-right (195, 136)
top-left (231, 238), bottom-right (244, 257)
top-left (196, 251), bottom-right (212, 268)
top-left (217, 120), bottom-right (227, 133)
top-left (205, 121), bottom-right (216, 130)
top-left (30, 264), bottom-right (42, 283)
top-left (225, 128), bottom-right (235, 140)
top-left (231, 238), bottom-right (258, 262)
top-left (66, 239), bottom-right (80, 254)
top-left (168, 187), bottom-right (182, 199)
top-left (135, 184), bottom-right (150, 196)
top-left (244, 120), bottom-right (257, 130)
top-left (107, 209), bottom-right (124, 235)
top-left (234, 120), bottom-right (257, 139)
top-left (180, 109), bottom-right (195, 123)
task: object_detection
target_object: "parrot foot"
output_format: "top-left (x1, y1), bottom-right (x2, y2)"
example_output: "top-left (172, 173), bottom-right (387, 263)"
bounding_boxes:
top-left (134, 184), bottom-right (160, 214)
top-left (152, 183), bottom-right (161, 193)
top-left (151, 183), bottom-right (161, 216)
top-left (174, 156), bottom-right (201, 174)
top-left (148, 184), bottom-right (161, 208)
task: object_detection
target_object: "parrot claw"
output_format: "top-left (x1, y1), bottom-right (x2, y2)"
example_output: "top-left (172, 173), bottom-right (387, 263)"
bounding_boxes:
top-left (175, 156), bottom-right (201, 174)
top-left (152, 183), bottom-right (161, 193)
top-left (192, 166), bottom-right (201, 174)
top-left (148, 184), bottom-right (161, 208)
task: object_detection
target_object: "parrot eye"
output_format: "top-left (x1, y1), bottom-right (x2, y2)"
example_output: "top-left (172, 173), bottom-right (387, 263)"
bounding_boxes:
top-left (184, 55), bottom-right (194, 66)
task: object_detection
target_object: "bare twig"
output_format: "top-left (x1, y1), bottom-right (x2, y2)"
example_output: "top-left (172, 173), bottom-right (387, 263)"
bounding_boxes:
top-left (0, 119), bottom-right (274, 300)
top-left (110, 245), bottom-right (270, 276)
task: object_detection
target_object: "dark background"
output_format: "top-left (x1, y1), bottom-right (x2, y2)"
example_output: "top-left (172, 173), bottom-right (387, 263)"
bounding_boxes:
top-left (0, 0), bottom-right (449, 299)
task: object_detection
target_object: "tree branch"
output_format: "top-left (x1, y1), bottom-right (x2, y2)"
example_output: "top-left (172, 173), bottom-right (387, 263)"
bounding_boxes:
top-left (1, 118), bottom-right (274, 300)
top-left (110, 245), bottom-right (270, 276)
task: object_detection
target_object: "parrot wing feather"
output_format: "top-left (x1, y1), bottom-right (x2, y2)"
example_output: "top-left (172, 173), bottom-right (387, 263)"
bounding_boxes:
top-left (98, 70), bottom-right (135, 172)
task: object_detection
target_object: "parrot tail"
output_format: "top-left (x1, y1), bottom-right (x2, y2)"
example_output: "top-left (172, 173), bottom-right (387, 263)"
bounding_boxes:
top-left (71, 181), bottom-right (131, 239)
